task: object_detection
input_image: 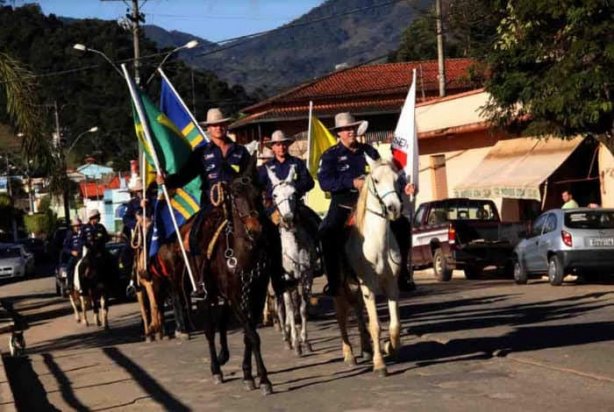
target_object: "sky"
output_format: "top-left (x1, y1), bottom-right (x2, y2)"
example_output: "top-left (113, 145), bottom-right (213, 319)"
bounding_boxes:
top-left (26, 0), bottom-right (325, 42)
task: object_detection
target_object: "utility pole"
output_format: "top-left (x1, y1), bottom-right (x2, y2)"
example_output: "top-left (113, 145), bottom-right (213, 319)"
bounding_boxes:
top-left (53, 101), bottom-right (71, 224)
top-left (435, 0), bottom-right (446, 97)
top-left (130, 0), bottom-right (142, 85)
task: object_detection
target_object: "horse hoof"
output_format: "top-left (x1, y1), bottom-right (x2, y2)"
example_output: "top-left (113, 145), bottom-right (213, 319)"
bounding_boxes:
top-left (243, 379), bottom-right (256, 391)
top-left (212, 374), bottom-right (223, 385)
top-left (145, 336), bottom-right (154, 343)
top-left (260, 382), bottom-right (273, 396)
top-left (176, 332), bottom-right (190, 341)
top-left (344, 357), bottom-right (357, 368)
top-left (375, 367), bottom-right (388, 378)
top-left (284, 341), bottom-right (292, 350)
top-left (294, 345), bottom-right (302, 357)
top-left (218, 350), bottom-right (229, 366)
top-left (303, 342), bottom-right (314, 354)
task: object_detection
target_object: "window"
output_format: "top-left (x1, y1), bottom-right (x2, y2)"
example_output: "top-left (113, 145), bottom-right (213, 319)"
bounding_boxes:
top-left (543, 214), bottom-right (558, 234)
top-left (532, 214), bottom-right (548, 236)
top-left (414, 205), bottom-right (427, 226)
top-left (565, 211), bottom-right (614, 229)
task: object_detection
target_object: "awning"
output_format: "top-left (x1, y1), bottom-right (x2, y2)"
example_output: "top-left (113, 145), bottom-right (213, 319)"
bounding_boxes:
top-left (454, 136), bottom-right (584, 201)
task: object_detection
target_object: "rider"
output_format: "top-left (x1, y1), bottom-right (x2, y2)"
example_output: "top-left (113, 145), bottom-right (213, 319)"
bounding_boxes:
top-left (317, 112), bottom-right (416, 296)
top-left (257, 130), bottom-right (320, 235)
top-left (74, 209), bottom-right (110, 293)
top-left (122, 179), bottom-right (143, 243)
top-left (156, 107), bottom-right (253, 298)
top-left (63, 217), bottom-right (83, 292)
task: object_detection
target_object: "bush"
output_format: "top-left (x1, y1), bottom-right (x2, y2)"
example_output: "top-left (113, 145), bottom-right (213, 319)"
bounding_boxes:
top-left (24, 213), bottom-right (52, 236)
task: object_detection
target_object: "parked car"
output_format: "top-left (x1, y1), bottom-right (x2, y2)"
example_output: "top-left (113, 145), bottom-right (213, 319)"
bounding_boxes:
top-left (47, 225), bottom-right (69, 264)
top-left (411, 198), bottom-right (528, 281)
top-left (0, 243), bottom-right (35, 279)
top-left (513, 208), bottom-right (614, 285)
top-left (18, 238), bottom-right (48, 264)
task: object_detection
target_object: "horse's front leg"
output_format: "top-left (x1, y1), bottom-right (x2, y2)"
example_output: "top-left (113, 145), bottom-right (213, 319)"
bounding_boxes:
top-left (92, 291), bottom-right (101, 327)
top-left (300, 269), bottom-right (314, 353)
top-left (136, 286), bottom-right (151, 341)
top-left (384, 278), bottom-right (401, 360)
top-left (244, 319), bottom-right (272, 396)
top-left (100, 293), bottom-right (109, 330)
top-left (80, 295), bottom-right (89, 326)
top-left (217, 304), bottom-right (230, 365)
top-left (143, 279), bottom-right (160, 339)
top-left (276, 294), bottom-right (289, 347)
top-left (203, 304), bottom-right (223, 384)
top-left (283, 290), bottom-right (300, 355)
top-left (333, 294), bottom-right (356, 366)
top-left (69, 292), bottom-right (81, 323)
top-left (361, 284), bottom-right (386, 376)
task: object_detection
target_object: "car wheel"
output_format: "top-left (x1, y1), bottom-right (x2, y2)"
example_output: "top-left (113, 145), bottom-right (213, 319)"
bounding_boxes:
top-left (513, 259), bottom-right (528, 285)
top-left (548, 255), bottom-right (565, 286)
top-left (464, 264), bottom-right (483, 280)
top-left (433, 249), bottom-right (453, 282)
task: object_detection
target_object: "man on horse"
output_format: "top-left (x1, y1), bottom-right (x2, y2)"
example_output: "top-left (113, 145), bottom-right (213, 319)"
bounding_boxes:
top-left (63, 217), bottom-right (83, 292)
top-left (317, 112), bottom-right (416, 296)
top-left (156, 107), bottom-right (254, 298)
top-left (74, 209), bottom-right (110, 293)
top-left (122, 180), bottom-right (144, 243)
top-left (257, 130), bottom-right (320, 239)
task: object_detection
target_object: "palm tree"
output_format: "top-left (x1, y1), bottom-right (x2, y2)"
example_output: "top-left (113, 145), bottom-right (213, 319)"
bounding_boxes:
top-left (0, 52), bottom-right (63, 194)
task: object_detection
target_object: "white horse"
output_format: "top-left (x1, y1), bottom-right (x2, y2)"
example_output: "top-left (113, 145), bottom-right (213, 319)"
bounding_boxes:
top-left (266, 165), bottom-right (317, 356)
top-left (335, 157), bottom-right (403, 376)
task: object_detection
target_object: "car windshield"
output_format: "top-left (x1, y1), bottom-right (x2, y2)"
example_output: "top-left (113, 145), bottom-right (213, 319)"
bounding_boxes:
top-left (564, 211), bottom-right (614, 229)
top-left (0, 247), bottom-right (21, 258)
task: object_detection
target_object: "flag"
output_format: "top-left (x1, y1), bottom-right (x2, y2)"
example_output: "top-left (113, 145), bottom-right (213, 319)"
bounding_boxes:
top-left (308, 115), bottom-right (337, 179)
top-left (131, 88), bottom-right (201, 257)
top-left (159, 69), bottom-right (208, 149)
top-left (392, 69), bottom-right (419, 190)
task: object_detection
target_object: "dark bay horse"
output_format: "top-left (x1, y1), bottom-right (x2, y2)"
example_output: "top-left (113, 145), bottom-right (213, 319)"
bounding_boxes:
top-left (152, 157), bottom-right (276, 395)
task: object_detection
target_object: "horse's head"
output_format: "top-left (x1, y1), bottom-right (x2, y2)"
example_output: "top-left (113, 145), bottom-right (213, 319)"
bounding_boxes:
top-left (364, 156), bottom-right (402, 221)
top-left (228, 154), bottom-right (263, 239)
top-left (266, 165), bottom-right (298, 227)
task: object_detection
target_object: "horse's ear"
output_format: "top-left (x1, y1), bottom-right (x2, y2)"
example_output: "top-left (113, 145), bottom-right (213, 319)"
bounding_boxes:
top-left (286, 164), bottom-right (296, 184)
top-left (266, 166), bottom-right (281, 186)
top-left (364, 153), bottom-right (377, 170)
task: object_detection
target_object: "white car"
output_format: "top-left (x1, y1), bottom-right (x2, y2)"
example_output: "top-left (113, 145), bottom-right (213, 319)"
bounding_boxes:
top-left (0, 243), bottom-right (35, 279)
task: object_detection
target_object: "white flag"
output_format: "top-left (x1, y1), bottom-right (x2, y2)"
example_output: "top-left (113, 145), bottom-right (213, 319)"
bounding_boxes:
top-left (391, 69), bottom-right (419, 191)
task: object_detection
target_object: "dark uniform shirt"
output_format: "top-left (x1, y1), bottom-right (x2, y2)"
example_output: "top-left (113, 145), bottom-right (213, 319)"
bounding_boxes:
top-left (80, 222), bottom-right (110, 250)
top-left (257, 155), bottom-right (314, 200)
top-left (122, 196), bottom-right (141, 231)
top-left (165, 139), bottom-right (251, 207)
top-left (63, 230), bottom-right (82, 255)
top-left (317, 142), bottom-right (381, 207)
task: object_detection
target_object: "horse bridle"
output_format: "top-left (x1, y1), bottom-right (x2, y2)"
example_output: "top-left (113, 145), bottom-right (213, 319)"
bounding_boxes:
top-left (271, 181), bottom-right (297, 229)
top-left (367, 173), bottom-right (399, 220)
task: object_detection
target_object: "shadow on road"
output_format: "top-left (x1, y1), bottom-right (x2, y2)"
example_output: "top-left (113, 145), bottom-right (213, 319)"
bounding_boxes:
top-left (42, 353), bottom-right (89, 411)
top-left (103, 347), bottom-right (190, 412)
top-left (3, 355), bottom-right (60, 411)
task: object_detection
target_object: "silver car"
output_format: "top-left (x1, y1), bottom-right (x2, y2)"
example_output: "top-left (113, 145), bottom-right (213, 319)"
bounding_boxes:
top-left (513, 208), bottom-right (614, 285)
top-left (0, 243), bottom-right (35, 279)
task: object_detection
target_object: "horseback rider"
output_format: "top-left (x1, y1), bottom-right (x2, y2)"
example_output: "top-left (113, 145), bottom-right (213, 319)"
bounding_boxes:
top-left (73, 209), bottom-right (110, 294)
top-left (122, 179), bottom-right (144, 243)
top-left (156, 107), bottom-right (255, 298)
top-left (317, 112), bottom-right (416, 296)
top-left (63, 217), bottom-right (83, 292)
top-left (257, 130), bottom-right (320, 239)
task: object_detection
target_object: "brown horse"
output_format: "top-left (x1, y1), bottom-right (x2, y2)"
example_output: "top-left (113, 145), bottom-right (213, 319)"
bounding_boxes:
top-left (152, 157), bottom-right (276, 395)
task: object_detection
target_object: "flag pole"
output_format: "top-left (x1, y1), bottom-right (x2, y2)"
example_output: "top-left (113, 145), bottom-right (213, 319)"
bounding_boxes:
top-left (122, 64), bottom-right (198, 292)
top-left (158, 68), bottom-right (209, 143)
top-left (141, 155), bottom-right (147, 266)
top-left (306, 100), bottom-right (313, 173)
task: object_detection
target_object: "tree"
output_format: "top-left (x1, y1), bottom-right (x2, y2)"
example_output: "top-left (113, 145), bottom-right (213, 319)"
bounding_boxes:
top-left (485, 0), bottom-right (614, 152)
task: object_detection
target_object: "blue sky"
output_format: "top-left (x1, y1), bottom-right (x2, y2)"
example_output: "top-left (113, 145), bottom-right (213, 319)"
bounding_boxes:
top-left (27, 0), bottom-right (325, 42)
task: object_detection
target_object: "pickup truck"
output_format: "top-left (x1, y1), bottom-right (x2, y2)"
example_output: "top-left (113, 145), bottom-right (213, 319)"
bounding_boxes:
top-left (411, 198), bottom-right (528, 281)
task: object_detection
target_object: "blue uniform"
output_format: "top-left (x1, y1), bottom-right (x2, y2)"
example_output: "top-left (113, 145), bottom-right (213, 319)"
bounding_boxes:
top-left (80, 222), bottom-right (110, 251)
top-left (63, 230), bottom-right (82, 255)
top-left (257, 155), bottom-right (314, 201)
top-left (123, 196), bottom-right (141, 232)
top-left (166, 140), bottom-right (251, 208)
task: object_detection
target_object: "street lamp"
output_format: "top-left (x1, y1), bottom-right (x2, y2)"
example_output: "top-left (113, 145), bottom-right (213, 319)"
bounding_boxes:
top-left (66, 126), bottom-right (99, 157)
top-left (145, 39), bottom-right (199, 85)
top-left (73, 44), bottom-right (124, 78)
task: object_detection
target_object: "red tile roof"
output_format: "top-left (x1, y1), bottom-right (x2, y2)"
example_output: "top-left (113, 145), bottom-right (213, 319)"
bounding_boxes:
top-left (233, 58), bottom-right (483, 129)
top-left (79, 175), bottom-right (122, 199)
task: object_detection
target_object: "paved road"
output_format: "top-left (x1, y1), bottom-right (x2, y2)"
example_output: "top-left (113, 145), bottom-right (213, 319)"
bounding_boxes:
top-left (1, 269), bottom-right (614, 411)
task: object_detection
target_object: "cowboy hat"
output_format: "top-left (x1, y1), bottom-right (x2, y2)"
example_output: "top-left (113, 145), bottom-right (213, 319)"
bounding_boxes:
top-left (71, 217), bottom-right (82, 226)
top-left (331, 112), bottom-right (369, 134)
top-left (87, 209), bottom-right (100, 219)
top-left (264, 130), bottom-right (294, 148)
top-left (198, 108), bottom-right (231, 127)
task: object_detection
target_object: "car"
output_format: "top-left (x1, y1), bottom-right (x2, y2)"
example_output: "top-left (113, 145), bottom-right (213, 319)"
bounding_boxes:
top-left (513, 208), bottom-right (614, 285)
top-left (47, 226), bottom-right (69, 264)
top-left (18, 238), bottom-right (48, 264)
top-left (0, 243), bottom-right (35, 279)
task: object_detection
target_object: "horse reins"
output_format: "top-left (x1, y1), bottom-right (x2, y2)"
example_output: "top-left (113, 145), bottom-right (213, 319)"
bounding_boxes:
top-left (366, 174), bottom-right (398, 219)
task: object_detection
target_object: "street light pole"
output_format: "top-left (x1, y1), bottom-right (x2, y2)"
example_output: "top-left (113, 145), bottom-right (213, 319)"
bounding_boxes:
top-left (145, 39), bottom-right (199, 85)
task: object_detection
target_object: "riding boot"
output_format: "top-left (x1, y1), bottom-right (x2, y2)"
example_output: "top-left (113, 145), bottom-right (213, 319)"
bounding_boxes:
top-left (391, 216), bottom-right (416, 292)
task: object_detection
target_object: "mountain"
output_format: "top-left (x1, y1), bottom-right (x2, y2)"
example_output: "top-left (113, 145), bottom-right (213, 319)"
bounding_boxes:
top-left (187, 0), bottom-right (430, 94)
top-left (143, 25), bottom-right (216, 51)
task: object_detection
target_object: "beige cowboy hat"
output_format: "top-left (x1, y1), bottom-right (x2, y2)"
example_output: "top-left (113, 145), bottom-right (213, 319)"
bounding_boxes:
top-left (88, 209), bottom-right (101, 219)
top-left (71, 217), bottom-right (82, 226)
top-left (198, 108), bottom-right (231, 127)
top-left (264, 130), bottom-right (294, 148)
top-left (331, 112), bottom-right (369, 135)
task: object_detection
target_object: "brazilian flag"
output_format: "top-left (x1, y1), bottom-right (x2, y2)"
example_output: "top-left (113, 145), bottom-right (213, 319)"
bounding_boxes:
top-left (132, 91), bottom-right (201, 257)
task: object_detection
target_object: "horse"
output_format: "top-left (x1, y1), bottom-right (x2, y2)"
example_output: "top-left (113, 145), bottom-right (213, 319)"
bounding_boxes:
top-left (334, 157), bottom-right (403, 376)
top-left (153, 156), bottom-right (275, 395)
top-left (265, 164), bottom-right (317, 356)
top-left (69, 242), bottom-right (112, 329)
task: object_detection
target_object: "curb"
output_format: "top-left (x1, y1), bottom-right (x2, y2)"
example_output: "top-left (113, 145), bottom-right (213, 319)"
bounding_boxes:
top-left (0, 302), bottom-right (18, 411)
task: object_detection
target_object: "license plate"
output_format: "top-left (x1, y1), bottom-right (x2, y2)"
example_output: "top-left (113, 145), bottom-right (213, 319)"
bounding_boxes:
top-left (589, 237), bottom-right (614, 247)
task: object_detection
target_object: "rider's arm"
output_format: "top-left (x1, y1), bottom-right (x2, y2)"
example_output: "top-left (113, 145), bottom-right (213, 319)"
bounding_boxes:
top-left (295, 160), bottom-right (314, 198)
top-left (317, 150), bottom-right (354, 193)
top-left (165, 147), bottom-right (203, 189)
